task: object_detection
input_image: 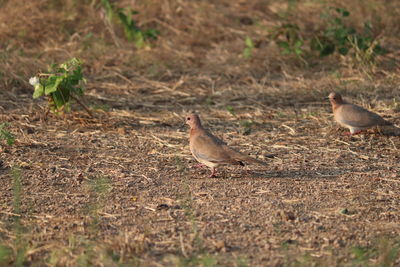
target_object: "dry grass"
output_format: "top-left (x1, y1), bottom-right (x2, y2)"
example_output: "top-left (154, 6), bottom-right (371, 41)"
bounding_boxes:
top-left (1, 0), bottom-right (400, 266)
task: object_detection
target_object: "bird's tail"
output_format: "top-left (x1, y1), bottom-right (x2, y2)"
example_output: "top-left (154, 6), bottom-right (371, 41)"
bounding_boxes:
top-left (227, 148), bottom-right (267, 166)
top-left (380, 125), bottom-right (400, 136)
top-left (243, 155), bottom-right (268, 166)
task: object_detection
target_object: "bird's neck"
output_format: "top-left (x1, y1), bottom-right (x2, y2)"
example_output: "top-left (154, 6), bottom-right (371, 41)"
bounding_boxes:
top-left (190, 126), bottom-right (204, 136)
top-left (331, 101), bottom-right (345, 111)
top-left (331, 102), bottom-right (340, 111)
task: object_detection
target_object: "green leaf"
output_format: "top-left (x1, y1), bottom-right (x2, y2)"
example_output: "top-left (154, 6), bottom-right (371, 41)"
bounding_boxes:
top-left (243, 37), bottom-right (254, 58)
top-left (144, 29), bottom-right (159, 40)
top-left (0, 244), bottom-right (12, 262)
top-left (335, 7), bottom-right (350, 17)
top-left (117, 9), bottom-right (129, 26)
top-left (320, 43), bottom-right (335, 56)
top-left (72, 86), bottom-right (84, 96)
top-left (32, 83), bottom-right (44, 99)
top-left (245, 36), bottom-right (254, 48)
top-left (294, 39), bottom-right (303, 48)
top-left (277, 41), bottom-right (290, 50)
top-left (226, 105), bottom-right (235, 116)
top-left (134, 32), bottom-right (145, 48)
top-left (243, 48), bottom-right (252, 59)
top-left (335, 28), bottom-right (348, 40)
top-left (70, 66), bottom-right (83, 86)
top-left (373, 45), bottom-right (388, 55)
top-left (338, 47), bottom-right (349, 55)
top-left (51, 91), bottom-right (66, 109)
top-left (100, 0), bottom-right (114, 20)
top-left (334, 18), bottom-right (342, 25)
top-left (294, 47), bottom-right (303, 55)
top-left (44, 76), bottom-right (63, 95)
top-left (282, 48), bottom-right (291, 55)
top-left (0, 123), bottom-right (15, 145)
top-left (310, 36), bottom-right (322, 51)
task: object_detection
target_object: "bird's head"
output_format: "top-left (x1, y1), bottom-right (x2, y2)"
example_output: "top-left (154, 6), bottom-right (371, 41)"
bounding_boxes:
top-left (328, 92), bottom-right (344, 105)
top-left (185, 113), bottom-right (202, 129)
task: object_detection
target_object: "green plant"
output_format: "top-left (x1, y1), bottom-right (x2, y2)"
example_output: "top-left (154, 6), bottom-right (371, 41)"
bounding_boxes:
top-left (0, 244), bottom-right (12, 265)
top-left (271, 6), bottom-right (386, 71)
top-left (31, 58), bottom-right (91, 116)
top-left (11, 166), bottom-right (27, 267)
top-left (85, 176), bottom-right (112, 233)
top-left (226, 105), bottom-right (236, 116)
top-left (0, 123), bottom-right (15, 145)
top-left (181, 186), bottom-right (203, 253)
top-left (243, 36), bottom-right (254, 59)
top-left (178, 253), bottom-right (217, 267)
top-left (351, 246), bottom-right (370, 265)
top-left (376, 237), bottom-right (400, 267)
top-left (50, 176), bottom-right (113, 266)
top-left (100, 0), bottom-right (159, 48)
top-left (310, 7), bottom-right (386, 60)
top-left (117, 9), bottom-right (159, 48)
top-left (240, 120), bottom-right (253, 135)
top-left (271, 23), bottom-right (305, 63)
top-left (175, 185), bottom-right (218, 267)
top-left (236, 256), bottom-right (249, 267)
top-left (272, 24), bottom-right (303, 56)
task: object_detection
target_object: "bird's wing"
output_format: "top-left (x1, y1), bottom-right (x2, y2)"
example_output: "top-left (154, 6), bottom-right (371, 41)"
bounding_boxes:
top-left (338, 104), bottom-right (390, 128)
top-left (191, 132), bottom-right (238, 164)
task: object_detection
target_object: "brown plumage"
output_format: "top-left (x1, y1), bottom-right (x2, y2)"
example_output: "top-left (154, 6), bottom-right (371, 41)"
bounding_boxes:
top-left (186, 114), bottom-right (266, 177)
top-left (328, 92), bottom-right (392, 135)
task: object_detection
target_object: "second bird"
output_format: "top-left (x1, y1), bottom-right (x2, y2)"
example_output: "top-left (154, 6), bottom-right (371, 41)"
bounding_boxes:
top-left (185, 114), bottom-right (266, 177)
top-left (328, 92), bottom-right (393, 135)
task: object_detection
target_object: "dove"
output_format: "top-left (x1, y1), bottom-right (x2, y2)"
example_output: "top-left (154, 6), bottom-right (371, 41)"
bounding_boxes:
top-left (185, 114), bottom-right (266, 177)
top-left (328, 92), bottom-right (393, 135)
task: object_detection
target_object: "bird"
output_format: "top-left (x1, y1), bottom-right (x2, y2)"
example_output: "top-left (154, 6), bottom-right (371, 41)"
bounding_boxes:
top-left (185, 113), bottom-right (266, 177)
top-left (328, 92), bottom-right (393, 135)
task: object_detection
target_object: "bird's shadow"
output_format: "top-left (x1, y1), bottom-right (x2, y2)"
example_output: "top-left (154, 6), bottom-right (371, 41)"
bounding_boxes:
top-left (194, 166), bottom-right (358, 180)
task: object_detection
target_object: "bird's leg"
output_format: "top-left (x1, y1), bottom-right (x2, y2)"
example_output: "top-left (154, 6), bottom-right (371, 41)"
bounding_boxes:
top-left (343, 130), bottom-right (363, 136)
top-left (209, 167), bottom-right (217, 178)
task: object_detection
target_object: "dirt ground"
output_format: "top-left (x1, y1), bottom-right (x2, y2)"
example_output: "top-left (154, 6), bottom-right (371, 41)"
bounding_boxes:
top-left (1, 1), bottom-right (400, 266)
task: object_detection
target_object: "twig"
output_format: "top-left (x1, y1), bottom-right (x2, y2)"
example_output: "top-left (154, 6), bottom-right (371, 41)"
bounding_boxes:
top-left (179, 232), bottom-right (188, 257)
top-left (389, 138), bottom-right (398, 150)
top-left (334, 139), bottom-right (350, 146)
top-left (282, 124), bottom-right (296, 135)
top-left (71, 94), bottom-right (94, 117)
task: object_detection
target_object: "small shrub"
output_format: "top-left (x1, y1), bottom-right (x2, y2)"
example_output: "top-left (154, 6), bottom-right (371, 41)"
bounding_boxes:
top-left (270, 6), bottom-right (386, 70)
top-left (311, 7), bottom-right (386, 59)
top-left (0, 123), bottom-right (15, 145)
top-left (0, 245), bottom-right (12, 265)
top-left (30, 58), bottom-right (91, 116)
top-left (243, 36), bottom-right (254, 59)
top-left (272, 23), bottom-right (304, 57)
top-left (100, 0), bottom-right (159, 48)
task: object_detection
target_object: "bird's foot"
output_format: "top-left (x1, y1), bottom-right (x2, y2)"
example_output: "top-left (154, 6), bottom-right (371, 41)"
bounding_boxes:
top-left (209, 168), bottom-right (217, 178)
top-left (343, 130), bottom-right (362, 136)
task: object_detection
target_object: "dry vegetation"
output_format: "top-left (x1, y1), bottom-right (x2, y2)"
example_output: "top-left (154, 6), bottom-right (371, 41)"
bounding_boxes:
top-left (1, 0), bottom-right (400, 266)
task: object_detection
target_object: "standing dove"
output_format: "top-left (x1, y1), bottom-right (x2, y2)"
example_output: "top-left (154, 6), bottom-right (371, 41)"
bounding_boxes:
top-left (185, 114), bottom-right (266, 177)
top-left (328, 92), bottom-right (393, 135)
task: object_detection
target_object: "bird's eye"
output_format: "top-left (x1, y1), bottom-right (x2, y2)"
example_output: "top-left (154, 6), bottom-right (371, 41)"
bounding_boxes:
top-left (187, 117), bottom-right (191, 120)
